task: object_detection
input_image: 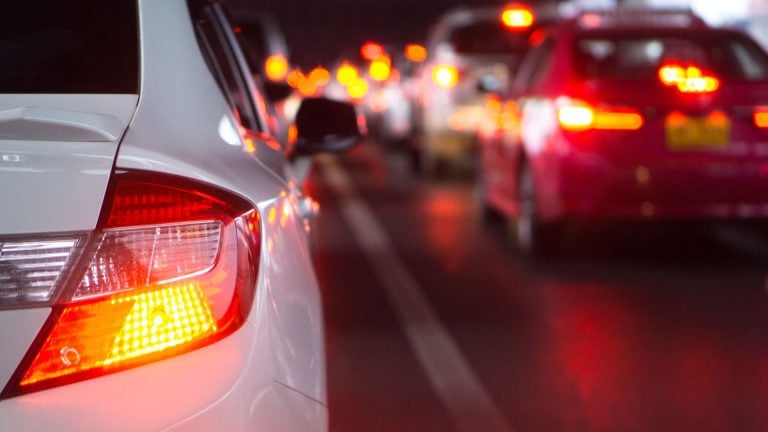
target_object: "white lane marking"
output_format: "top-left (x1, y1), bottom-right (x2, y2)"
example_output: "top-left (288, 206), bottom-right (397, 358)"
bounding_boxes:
top-left (318, 154), bottom-right (513, 432)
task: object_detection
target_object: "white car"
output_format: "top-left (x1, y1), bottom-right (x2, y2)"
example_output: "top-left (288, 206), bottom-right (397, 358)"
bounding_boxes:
top-left (411, 4), bottom-right (556, 176)
top-left (0, 1), bottom-right (359, 431)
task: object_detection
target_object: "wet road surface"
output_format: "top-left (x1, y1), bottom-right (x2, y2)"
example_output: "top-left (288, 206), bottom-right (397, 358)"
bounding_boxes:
top-left (308, 141), bottom-right (768, 432)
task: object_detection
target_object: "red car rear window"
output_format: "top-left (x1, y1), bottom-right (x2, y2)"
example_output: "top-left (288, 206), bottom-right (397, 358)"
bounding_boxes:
top-left (575, 31), bottom-right (768, 82)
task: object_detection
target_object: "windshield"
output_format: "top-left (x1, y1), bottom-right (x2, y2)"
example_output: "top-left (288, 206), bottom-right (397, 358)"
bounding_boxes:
top-left (575, 32), bottom-right (768, 81)
top-left (450, 21), bottom-right (532, 55)
top-left (0, 1), bottom-right (139, 93)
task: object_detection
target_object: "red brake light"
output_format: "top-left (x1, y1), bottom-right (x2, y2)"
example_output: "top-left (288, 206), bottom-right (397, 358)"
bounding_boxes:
top-left (558, 98), bottom-right (644, 132)
top-left (558, 103), bottom-right (595, 131)
top-left (501, 4), bottom-right (535, 30)
top-left (6, 171), bottom-right (260, 396)
top-left (360, 41), bottom-right (384, 61)
top-left (658, 63), bottom-right (720, 94)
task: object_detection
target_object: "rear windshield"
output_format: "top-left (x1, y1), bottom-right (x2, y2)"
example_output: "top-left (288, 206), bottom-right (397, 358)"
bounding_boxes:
top-left (0, 1), bottom-right (139, 93)
top-left (450, 21), bottom-right (531, 55)
top-left (575, 31), bottom-right (768, 82)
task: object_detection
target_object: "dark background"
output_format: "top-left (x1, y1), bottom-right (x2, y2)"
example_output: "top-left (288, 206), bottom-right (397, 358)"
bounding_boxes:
top-left (230, 0), bottom-right (557, 67)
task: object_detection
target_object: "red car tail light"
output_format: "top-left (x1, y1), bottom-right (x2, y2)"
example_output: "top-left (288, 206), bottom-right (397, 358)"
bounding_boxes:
top-left (754, 107), bottom-right (768, 128)
top-left (658, 63), bottom-right (720, 94)
top-left (557, 98), bottom-right (644, 132)
top-left (3, 170), bottom-right (260, 397)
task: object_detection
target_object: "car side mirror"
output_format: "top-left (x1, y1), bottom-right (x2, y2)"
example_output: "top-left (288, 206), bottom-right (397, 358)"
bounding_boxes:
top-left (291, 97), bottom-right (362, 156)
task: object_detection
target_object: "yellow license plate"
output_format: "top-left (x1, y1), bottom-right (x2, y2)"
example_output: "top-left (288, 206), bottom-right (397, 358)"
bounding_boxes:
top-left (665, 111), bottom-right (731, 151)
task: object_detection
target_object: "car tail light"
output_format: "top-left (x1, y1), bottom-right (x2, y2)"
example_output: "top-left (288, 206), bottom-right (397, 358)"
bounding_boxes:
top-left (501, 4), bottom-right (535, 30)
top-left (754, 107), bottom-right (768, 128)
top-left (557, 98), bottom-right (644, 132)
top-left (432, 65), bottom-right (459, 88)
top-left (0, 238), bottom-right (85, 306)
top-left (360, 41), bottom-right (385, 61)
top-left (658, 63), bottom-right (719, 94)
top-left (3, 170), bottom-right (260, 397)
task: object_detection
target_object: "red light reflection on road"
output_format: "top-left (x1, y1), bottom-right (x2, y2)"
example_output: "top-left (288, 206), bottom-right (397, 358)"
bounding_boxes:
top-left (421, 192), bottom-right (467, 272)
top-left (552, 292), bottom-right (638, 430)
top-left (545, 283), bottom-right (768, 430)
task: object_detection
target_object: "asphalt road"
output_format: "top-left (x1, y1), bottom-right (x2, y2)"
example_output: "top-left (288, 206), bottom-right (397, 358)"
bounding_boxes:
top-left (308, 141), bottom-right (768, 432)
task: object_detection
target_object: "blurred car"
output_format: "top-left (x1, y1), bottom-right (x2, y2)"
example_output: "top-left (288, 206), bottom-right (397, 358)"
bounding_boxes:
top-left (411, 3), bottom-right (553, 176)
top-left (0, 0), bottom-right (360, 431)
top-left (477, 8), bottom-right (768, 253)
top-left (363, 46), bottom-right (421, 146)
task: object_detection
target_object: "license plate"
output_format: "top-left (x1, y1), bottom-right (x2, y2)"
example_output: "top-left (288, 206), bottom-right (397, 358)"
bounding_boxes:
top-left (665, 111), bottom-right (731, 151)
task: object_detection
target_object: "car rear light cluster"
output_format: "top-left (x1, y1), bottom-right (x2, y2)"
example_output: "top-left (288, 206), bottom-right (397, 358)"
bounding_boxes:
top-left (658, 63), bottom-right (720, 94)
top-left (0, 238), bottom-right (84, 305)
top-left (557, 97), bottom-right (644, 132)
top-left (2, 170), bottom-right (260, 397)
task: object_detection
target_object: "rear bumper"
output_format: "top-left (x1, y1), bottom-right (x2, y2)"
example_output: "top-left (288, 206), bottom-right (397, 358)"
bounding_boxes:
top-left (539, 150), bottom-right (768, 220)
top-left (0, 321), bottom-right (327, 432)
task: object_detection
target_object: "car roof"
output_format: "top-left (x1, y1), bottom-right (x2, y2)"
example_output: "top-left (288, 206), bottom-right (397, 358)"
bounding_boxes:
top-left (567, 7), bottom-right (708, 32)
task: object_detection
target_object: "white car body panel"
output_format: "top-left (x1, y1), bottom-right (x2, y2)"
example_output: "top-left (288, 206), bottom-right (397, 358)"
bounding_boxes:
top-left (0, 0), bottom-right (328, 430)
top-left (0, 95), bottom-right (137, 234)
top-left (116, 0), bottom-right (326, 403)
top-left (0, 309), bottom-right (49, 392)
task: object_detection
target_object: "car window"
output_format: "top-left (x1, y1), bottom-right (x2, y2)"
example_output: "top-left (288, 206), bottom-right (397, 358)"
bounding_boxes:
top-left (0, 1), bottom-right (138, 93)
top-left (449, 21), bottom-right (530, 56)
top-left (192, 4), bottom-right (264, 132)
top-left (575, 32), bottom-right (768, 81)
top-left (512, 37), bottom-right (554, 93)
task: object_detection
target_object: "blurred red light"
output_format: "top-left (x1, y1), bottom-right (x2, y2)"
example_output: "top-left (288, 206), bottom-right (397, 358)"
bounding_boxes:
top-left (360, 41), bottom-right (385, 61)
top-left (501, 4), bottom-right (534, 29)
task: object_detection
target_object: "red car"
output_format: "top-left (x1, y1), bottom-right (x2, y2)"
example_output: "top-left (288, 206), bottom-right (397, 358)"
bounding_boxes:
top-left (477, 9), bottom-right (768, 253)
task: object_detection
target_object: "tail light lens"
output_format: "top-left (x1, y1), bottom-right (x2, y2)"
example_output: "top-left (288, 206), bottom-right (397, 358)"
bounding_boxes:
top-left (754, 107), bottom-right (768, 128)
top-left (557, 98), bottom-right (644, 132)
top-left (658, 63), bottom-right (720, 94)
top-left (4, 170), bottom-right (260, 397)
top-left (432, 65), bottom-right (459, 88)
